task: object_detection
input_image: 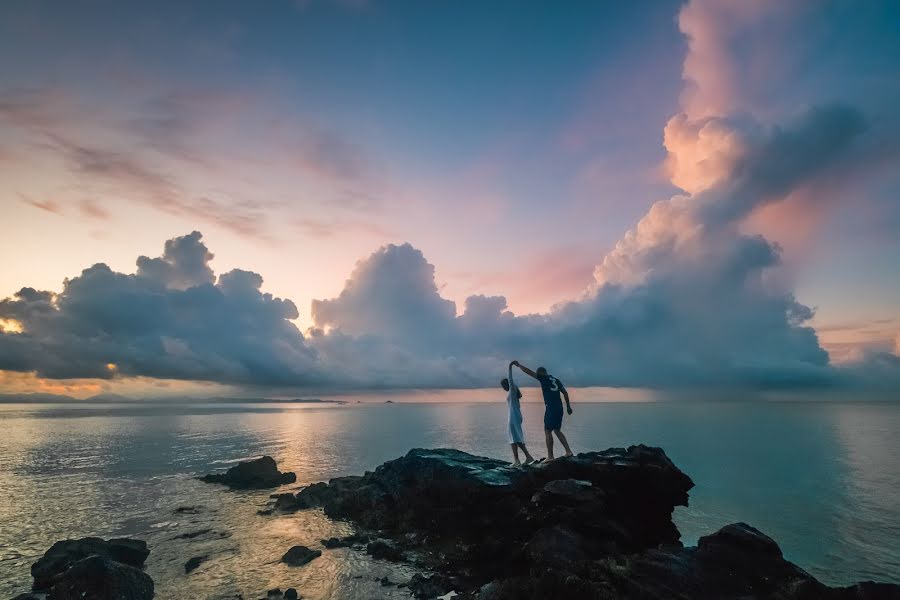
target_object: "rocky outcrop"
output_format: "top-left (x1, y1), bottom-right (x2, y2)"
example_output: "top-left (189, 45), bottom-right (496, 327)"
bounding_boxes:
top-left (31, 537), bottom-right (150, 591)
top-left (199, 456), bottom-right (296, 489)
top-left (281, 447), bottom-right (900, 600)
top-left (280, 545), bottom-right (321, 567)
top-left (45, 556), bottom-right (154, 600)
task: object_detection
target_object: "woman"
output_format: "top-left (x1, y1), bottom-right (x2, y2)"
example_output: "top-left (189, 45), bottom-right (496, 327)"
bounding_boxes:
top-left (502, 362), bottom-right (536, 466)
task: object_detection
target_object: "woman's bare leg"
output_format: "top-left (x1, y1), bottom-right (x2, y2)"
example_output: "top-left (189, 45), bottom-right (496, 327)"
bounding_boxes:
top-left (511, 443), bottom-right (521, 465)
top-left (518, 443), bottom-right (534, 463)
top-left (554, 429), bottom-right (574, 457)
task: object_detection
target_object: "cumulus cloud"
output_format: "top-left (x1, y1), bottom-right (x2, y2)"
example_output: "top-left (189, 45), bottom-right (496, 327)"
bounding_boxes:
top-left (306, 235), bottom-right (829, 388)
top-left (0, 232), bottom-right (318, 386)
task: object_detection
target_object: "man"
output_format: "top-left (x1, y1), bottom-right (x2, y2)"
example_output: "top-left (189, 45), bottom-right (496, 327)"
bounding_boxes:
top-left (511, 361), bottom-right (573, 459)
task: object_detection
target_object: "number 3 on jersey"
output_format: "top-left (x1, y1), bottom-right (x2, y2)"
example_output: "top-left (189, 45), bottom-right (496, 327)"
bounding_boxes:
top-left (548, 376), bottom-right (559, 391)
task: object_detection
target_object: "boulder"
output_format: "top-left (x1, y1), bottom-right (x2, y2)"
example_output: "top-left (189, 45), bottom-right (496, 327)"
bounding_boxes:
top-left (31, 537), bottom-right (149, 591)
top-left (46, 556), bottom-right (153, 600)
top-left (199, 456), bottom-right (296, 490)
top-left (280, 545), bottom-right (321, 567)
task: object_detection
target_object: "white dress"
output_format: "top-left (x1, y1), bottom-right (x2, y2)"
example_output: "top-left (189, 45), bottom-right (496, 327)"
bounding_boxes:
top-left (507, 365), bottom-right (525, 444)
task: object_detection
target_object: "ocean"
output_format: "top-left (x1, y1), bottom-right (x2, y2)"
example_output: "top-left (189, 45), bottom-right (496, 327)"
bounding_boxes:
top-left (1, 396), bottom-right (898, 598)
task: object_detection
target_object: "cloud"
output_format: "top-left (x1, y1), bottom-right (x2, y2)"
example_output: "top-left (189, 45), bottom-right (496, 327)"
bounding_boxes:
top-left (0, 228), bottom-right (894, 391)
top-left (311, 243), bottom-right (457, 344)
top-left (306, 236), bottom-right (830, 389)
top-left (0, 232), bottom-right (319, 386)
top-left (20, 193), bottom-right (64, 215)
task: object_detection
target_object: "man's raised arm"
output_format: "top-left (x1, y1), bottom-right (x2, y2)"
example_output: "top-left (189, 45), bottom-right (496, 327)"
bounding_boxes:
top-left (511, 360), bottom-right (538, 379)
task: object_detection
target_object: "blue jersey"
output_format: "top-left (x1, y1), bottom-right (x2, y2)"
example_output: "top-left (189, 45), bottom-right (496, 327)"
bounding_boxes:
top-left (536, 372), bottom-right (566, 410)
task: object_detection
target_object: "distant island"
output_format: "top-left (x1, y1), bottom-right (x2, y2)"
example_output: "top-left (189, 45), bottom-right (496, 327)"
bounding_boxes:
top-left (0, 393), bottom-right (345, 405)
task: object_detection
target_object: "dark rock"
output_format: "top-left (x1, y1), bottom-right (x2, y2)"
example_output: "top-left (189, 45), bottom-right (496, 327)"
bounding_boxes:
top-left (379, 576), bottom-right (395, 586)
top-left (184, 555), bottom-right (208, 574)
top-left (408, 573), bottom-right (457, 599)
top-left (46, 556), bottom-right (153, 600)
top-left (280, 545), bottom-right (321, 567)
top-left (10, 594), bottom-right (41, 600)
top-left (172, 528), bottom-right (214, 540)
top-left (199, 456), bottom-right (296, 490)
top-left (321, 533), bottom-right (370, 549)
top-left (280, 446), bottom-right (900, 600)
top-left (697, 521), bottom-right (782, 559)
top-left (31, 537), bottom-right (149, 591)
top-left (284, 589), bottom-right (299, 600)
top-left (524, 525), bottom-right (588, 567)
top-left (366, 539), bottom-right (404, 562)
top-left (173, 505), bottom-right (202, 514)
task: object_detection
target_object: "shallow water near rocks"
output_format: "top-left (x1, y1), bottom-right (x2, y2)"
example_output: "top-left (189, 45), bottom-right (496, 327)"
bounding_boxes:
top-left (1, 397), bottom-right (898, 598)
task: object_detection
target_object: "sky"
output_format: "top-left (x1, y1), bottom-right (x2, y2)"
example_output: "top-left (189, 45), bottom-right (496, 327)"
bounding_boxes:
top-left (1, 0), bottom-right (899, 398)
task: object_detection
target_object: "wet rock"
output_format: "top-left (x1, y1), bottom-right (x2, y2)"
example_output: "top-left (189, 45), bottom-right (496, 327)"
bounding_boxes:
top-left (280, 545), bottom-right (321, 567)
top-left (31, 537), bottom-right (149, 591)
top-left (408, 573), bottom-right (458, 599)
top-left (10, 594), bottom-right (41, 600)
top-left (260, 587), bottom-right (300, 600)
top-left (321, 533), bottom-right (370, 549)
top-left (366, 539), bottom-right (404, 562)
top-left (184, 555), bottom-right (208, 574)
top-left (173, 505), bottom-right (202, 514)
top-left (200, 456), bottom-right (296, 490)
top-left (46, 555), bottom-right (153, 600)
top-left (172, 528), bottom-right (214, 540)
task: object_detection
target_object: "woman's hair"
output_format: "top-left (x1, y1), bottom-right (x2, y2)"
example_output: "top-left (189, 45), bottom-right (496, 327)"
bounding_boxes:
top-left (501, 378), bottom-right (510, 390)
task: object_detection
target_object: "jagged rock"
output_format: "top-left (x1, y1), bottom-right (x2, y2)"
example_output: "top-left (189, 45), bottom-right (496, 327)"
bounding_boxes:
top-left (46, 555), bottom-right (153, 600)
top-left (366, 539), bottom-right (404, 561)
top-left (284, 589), bottom-right (299, 600)
top-left (184, 555), bottom-right (208, 573)
top-left (31, 537), bottom-right (149, 591)
top-left (280, 545), bottom-right (321, 566)
top-left (284, 447), bottom-right (900, 600)
top-left (321, 533), bottom-right (369, 549)
top-left (408, 573), bottom-right (458, 599)
top-left (199, 456), bottom-right (296, 489)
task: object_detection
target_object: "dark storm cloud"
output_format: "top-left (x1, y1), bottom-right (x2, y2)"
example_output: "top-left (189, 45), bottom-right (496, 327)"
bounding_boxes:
top-left (0, 233), bottom-right (318, 385)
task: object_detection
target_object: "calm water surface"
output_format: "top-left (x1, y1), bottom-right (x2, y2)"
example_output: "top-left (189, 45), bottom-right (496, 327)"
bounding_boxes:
top-left (1, 397), bottom-right (898, 598)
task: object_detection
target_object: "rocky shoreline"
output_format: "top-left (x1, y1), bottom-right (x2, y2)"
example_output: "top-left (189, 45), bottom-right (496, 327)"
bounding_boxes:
top-left (9, 448), bottom-right (900, 599)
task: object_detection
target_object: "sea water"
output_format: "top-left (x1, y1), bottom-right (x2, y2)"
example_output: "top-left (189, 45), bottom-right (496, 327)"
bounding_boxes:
top-left (1, 397), bottom-right (898, 598)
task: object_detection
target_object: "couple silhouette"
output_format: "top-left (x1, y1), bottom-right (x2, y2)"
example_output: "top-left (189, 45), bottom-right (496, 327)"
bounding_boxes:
top-left (501, 361), bottom-right (573, 466)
